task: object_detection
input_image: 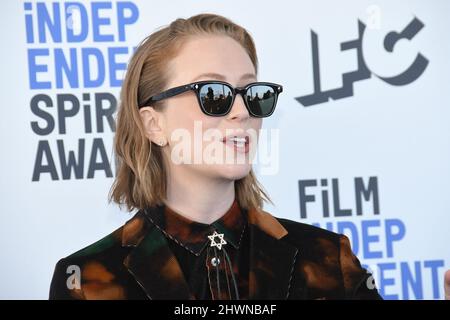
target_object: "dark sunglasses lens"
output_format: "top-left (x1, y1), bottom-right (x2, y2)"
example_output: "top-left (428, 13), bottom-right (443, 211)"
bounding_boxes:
top-left (246, 85), bottom-right (276, 117)
top-left (199, 83), bottom-right (233, 115)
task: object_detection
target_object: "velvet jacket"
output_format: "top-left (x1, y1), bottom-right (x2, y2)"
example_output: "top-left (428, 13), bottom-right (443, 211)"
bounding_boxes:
top-left (49, 203), bottom-right (382, 300)
top-left (144, 198), bottom-right (250, 300)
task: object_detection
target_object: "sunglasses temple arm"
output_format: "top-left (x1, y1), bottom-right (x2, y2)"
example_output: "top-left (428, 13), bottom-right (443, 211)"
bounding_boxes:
top-left (140, 84), bottom-right (193, 107)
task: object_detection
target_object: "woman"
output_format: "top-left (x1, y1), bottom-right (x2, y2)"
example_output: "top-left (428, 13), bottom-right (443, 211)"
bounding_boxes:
top-left (49, 13), bottom-right (382, 300)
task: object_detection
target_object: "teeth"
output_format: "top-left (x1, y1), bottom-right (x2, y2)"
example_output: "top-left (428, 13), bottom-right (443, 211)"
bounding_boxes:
top-left (224, 136), bottom-right (247, 148)
top-left (227, 136), bottom-right (247, 148)
top-left (231, 137), bottom-right (246, 143)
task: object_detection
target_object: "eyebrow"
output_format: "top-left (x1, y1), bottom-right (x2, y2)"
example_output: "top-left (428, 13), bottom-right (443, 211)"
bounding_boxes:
top-left (191, 72), bottom-right (257, 82)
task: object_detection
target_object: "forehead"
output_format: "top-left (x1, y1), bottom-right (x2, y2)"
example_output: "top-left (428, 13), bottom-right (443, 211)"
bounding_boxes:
top-left (167, 35), bottom-right (257, 86)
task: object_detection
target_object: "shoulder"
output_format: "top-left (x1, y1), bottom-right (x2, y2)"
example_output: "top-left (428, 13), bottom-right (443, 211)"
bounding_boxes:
top-left (276, 216), bottom-right (340, 241)
top-left (273, 216), bottom-right (382, 299)
top-left (56, 223), bottom-right (126, 266)
top-left (49, 211), bottom-right (149, 299)
top-left (275, 216), bottom-right (343, 254)
top-left (274, 217), bottom-right (353, 273)
top-left (273, 215), bottom-right (355, 269)
top-left (55, 211), bottom-right (151, 263)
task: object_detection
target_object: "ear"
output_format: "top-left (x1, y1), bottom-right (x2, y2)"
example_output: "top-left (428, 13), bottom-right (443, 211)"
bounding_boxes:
top-left (139, 106), bottom-right (167, 147)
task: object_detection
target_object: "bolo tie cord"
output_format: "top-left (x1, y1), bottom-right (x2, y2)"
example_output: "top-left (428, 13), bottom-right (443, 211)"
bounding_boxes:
top-left (212, 245), bottom-right (240, 300)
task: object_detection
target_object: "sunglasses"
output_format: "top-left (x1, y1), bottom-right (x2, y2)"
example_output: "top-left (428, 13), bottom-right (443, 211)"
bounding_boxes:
top-left (139, 80), bottom-right (283, 118)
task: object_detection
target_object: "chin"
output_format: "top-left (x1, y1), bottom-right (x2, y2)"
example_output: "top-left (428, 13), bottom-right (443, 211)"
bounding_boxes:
top-left (215, 163), bottom-right (252, 181)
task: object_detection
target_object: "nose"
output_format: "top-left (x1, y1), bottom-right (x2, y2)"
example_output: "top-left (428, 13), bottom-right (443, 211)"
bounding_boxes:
top-left (227, 93), bottom-right (250, 122)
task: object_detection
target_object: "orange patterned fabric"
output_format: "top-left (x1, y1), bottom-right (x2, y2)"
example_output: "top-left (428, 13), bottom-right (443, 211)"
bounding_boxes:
top-left (144, 199), bottom-right (248, 299)
top-left (49, 200), bottom-right (382, 300)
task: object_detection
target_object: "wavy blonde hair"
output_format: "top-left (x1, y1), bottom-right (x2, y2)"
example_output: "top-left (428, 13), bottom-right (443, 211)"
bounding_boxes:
top-left (109, 13), bottom-right (272, 212)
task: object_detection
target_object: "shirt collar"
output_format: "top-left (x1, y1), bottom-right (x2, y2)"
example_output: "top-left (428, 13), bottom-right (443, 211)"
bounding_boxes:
top-left (144, 198), bottom-right (247, 256)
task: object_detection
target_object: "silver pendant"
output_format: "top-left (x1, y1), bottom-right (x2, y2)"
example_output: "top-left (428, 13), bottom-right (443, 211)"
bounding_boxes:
top-left (207, 230), bottom-right (227, 250)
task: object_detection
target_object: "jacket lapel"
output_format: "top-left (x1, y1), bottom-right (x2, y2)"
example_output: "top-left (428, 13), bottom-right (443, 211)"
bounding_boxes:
top-left (121, 205), bottom-right (299, 300)
top-left (247, 207), bottom-right (299, 299)
top-left (122, 208), bottom-right (194, 300)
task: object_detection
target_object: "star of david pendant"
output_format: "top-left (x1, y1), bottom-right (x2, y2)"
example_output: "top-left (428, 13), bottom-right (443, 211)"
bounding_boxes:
top-left (207, 230), bottom-right (227, 250)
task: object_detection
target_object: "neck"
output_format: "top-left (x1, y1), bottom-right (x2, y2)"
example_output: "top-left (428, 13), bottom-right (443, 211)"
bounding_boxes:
top-left (163, 166), bottom-right (236, 225)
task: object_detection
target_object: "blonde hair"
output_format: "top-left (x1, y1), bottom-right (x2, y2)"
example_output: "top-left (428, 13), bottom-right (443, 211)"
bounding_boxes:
top-left (108, 13), bottom-right (272, 212)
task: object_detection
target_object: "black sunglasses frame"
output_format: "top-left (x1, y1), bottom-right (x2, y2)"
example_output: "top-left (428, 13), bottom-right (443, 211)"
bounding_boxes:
top-left (139, 80), bottom-right (283, 118)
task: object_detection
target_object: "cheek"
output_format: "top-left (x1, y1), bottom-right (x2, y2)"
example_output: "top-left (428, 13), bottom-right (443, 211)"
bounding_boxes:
top-left (250, 118), bottom-right (263, 142)
top-left (164, 97), bottom-right (221, 142)
top-left (251, 118), bottom-right (263, 130)
top-left (165, 96), bottom-right (200, 133)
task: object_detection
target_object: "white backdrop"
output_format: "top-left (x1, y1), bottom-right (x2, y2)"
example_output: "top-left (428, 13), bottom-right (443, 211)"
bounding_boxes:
top-left (0, 0), bottom-right (449, 299)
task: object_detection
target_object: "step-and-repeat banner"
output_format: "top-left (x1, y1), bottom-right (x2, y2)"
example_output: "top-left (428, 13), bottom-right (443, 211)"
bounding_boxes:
top-left (0, 0), bottom-right (448, 299)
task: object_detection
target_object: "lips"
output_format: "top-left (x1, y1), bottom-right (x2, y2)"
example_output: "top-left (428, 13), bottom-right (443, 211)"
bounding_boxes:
top-left (222, 135), bottom-right (250, 153)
